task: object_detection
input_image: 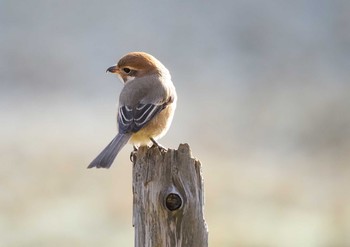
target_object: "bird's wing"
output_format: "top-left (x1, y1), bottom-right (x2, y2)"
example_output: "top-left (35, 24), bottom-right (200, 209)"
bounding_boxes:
top-left (117, 101), bottom-right (168, 133)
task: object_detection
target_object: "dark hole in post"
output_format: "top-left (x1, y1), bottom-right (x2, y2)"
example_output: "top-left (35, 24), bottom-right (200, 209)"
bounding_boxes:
top-left (165, 193), bottom-right (182, 211)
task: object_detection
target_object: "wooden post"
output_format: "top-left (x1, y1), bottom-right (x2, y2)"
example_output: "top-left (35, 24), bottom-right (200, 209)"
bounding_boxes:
top-left (132, 143), bottom-right (208, 247)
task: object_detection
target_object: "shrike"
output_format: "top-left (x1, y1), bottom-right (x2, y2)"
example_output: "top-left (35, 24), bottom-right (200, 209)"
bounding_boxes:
top-left (88, 52), bottom-right (177, 169)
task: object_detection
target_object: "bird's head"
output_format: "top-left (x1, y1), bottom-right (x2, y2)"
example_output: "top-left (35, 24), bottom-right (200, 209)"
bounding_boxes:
top-left (106, 52), bottom-right (170, 83)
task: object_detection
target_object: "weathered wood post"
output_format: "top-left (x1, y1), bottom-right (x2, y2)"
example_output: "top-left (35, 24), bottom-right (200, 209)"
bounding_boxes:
top-left (132, 143), bottom-right (208, 247)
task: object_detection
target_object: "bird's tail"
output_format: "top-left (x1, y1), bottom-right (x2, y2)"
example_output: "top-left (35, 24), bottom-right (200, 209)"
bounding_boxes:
top-left (88, 133), bottom-right (132, 169)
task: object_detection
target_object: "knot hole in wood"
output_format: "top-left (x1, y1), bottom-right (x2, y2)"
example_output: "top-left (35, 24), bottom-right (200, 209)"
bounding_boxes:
top-left (165, 193), bottom-right (182, 211)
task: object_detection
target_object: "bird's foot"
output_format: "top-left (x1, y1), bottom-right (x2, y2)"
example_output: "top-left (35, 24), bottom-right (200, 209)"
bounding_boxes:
top-left (130, 145), bottom-right (138, 163)
top-left (150, 138), bottom-right (167, 152)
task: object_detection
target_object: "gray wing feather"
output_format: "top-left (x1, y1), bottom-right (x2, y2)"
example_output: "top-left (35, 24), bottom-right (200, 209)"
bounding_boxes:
top-left (118, 103), bottom-right (166, 133)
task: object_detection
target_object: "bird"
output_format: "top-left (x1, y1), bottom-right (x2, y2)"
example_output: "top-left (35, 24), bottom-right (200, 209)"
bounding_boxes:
top-left (88, 52), bottom-right (177, 169)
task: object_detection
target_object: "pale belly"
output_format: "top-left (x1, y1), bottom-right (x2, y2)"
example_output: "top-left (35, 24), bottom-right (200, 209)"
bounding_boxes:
top-left (129, 104), bottom-right (175, 146)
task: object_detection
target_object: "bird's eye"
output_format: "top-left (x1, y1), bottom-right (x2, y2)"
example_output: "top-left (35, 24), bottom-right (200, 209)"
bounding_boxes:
top-left (123, 68), bottom-right (131, 74)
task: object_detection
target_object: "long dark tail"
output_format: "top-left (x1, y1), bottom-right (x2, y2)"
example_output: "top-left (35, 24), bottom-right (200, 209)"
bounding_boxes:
top-left (88, 133), bottom-right (131, 169)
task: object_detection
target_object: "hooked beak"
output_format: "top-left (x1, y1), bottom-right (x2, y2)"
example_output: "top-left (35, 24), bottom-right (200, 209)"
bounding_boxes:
top-left (106, 65), bottom-right (119, 73)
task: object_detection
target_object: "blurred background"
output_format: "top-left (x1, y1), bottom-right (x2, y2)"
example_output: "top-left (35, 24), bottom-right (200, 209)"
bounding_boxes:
top-left (1, 0), bottom-right (350, 246)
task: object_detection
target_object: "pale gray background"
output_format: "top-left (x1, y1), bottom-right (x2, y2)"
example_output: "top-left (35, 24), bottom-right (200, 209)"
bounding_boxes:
top-left (1, 0), bottom-right (350, 246)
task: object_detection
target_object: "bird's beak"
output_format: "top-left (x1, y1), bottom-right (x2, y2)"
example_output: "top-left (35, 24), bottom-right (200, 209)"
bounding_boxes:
top-left (106, 65), bottom-right (119, 73)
